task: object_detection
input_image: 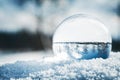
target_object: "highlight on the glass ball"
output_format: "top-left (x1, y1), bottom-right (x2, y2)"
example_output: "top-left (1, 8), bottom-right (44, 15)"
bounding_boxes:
top-left (53, 14), bottom-right (112, 60)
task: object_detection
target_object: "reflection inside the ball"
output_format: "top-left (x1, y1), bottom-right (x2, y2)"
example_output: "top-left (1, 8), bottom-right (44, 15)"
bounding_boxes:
top-left (53, 42), bottom-right (111, 60)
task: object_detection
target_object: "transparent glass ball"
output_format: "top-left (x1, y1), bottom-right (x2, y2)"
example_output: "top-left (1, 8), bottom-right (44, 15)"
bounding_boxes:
top-left (53, 14), bottom-right (112, 60)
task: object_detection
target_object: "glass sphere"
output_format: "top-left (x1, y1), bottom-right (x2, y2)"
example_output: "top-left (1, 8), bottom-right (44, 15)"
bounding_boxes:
top-left (53, 14), bottom-right (112, 60)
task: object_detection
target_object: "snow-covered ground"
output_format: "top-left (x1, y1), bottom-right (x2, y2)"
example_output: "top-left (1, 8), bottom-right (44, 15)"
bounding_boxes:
top-left (0, 50), bottom-right (53, 65)
top-left (0, 51), bottom-right (120, 80)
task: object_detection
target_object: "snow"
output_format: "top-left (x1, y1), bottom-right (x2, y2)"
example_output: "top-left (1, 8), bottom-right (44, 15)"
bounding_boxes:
top-left (0, 52), bottom-right (120, 80)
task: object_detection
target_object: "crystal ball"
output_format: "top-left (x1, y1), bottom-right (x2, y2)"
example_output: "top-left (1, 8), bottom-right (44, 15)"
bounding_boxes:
top-left (53, 14), bottom-right (112, 60)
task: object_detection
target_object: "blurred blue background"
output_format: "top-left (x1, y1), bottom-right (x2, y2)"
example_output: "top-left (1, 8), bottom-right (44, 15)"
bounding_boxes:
top-left (0, 0), bottom-right (119, 52)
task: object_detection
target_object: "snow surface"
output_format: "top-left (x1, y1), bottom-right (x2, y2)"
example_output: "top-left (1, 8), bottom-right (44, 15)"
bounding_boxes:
top-left (0, 52), bottom-right (120, 80)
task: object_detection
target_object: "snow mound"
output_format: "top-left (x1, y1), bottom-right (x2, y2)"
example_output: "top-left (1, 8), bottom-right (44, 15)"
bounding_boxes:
top-left (0, 52), bottom-right (120, 80)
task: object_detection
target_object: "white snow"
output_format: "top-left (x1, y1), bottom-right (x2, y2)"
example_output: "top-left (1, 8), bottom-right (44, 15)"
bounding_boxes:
top-left (0, 51), bottom-right (120, 80)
